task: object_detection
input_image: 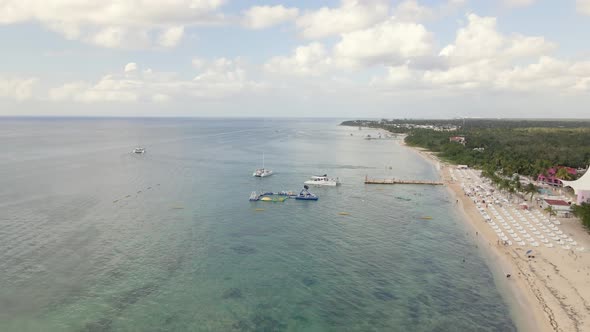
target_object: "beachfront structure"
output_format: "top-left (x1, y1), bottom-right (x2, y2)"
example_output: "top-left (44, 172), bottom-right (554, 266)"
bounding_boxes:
top-left (449, 136), bottom-right (466, 145)
top-left (537, 166), bottom-right (577, 187)
top-left (542, 199), bottom-right (572, 217)
top-left (561, 168), bottom-right (590, 204)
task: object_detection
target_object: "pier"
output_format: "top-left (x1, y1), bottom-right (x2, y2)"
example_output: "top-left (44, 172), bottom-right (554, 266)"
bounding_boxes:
top-left (364, 176), bottom-right (444, 185)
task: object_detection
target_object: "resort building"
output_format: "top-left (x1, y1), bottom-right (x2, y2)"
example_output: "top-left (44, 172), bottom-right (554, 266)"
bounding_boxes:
top-left (542, 199), bottom-right (572, 217)
top-left (537, 166), bottom-right (577, 187)
top-left (562, 168), bottom-right (590, 205)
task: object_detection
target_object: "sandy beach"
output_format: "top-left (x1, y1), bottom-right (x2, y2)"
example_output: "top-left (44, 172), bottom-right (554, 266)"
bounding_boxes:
top-left (401, 139), bottom-right (590, 332)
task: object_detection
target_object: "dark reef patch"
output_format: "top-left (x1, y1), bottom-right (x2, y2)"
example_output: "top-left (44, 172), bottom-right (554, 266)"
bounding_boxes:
top-left (302, 276), bottom-right (317, 287)
top-left (373, 289), bottom-right (397, 301)
top-left (222, 288), bottom-right (243, 299)
top-left (231, 245), bottom-right (257, 255)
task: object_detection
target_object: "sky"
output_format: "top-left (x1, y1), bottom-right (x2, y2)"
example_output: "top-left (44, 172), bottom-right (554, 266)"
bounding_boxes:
top-left (1, 0), bottom-right (590, 118)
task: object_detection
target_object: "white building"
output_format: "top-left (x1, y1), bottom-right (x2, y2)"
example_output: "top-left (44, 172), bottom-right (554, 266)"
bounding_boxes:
top-left (542, 199), bottom-right (572, 217)
top-left (562, 168), bottom-right (590, 205)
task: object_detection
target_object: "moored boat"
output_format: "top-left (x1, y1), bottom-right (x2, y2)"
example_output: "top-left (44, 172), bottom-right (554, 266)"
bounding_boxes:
top-left (304, 175), bottom-right (341, 186)
top-left (253, 153), bottom-right (273, 177)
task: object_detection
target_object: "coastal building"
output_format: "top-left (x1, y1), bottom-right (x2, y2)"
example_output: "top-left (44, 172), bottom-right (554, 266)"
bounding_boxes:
top-left (561, 168), bottom-right (590, 204)
top-left (537, 166), bottom-right (577, 187)
top-left (542, 199), bottom-right (572, 216)
top-left (449, 136), bottom-right (466, 145)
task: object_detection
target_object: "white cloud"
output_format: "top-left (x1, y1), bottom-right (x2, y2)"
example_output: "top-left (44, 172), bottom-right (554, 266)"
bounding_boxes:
top-left (334, 18), bottom-right (434, 66)
top-left (0, 77), bottom-right (39, 101)
top-left (295, 0), bottom-right (389, 39)
top-left (0, 0), bottom-right (225, 48)
top-left (124, 62), bottom-right (138, 73)
top-left (266, 14), bottom-right (436, 74)
top-left (440, 14), bottom-right (555, 64)
top-left (242, 5), bottom-right (298, 29)
top-left (192, 57), bottom-right (206, 70)
top-left (157, 26), bottom-right (184, 48)
top-left (264, 42), bottom-right (332, 76)
top-left (503, 0), bottom-right (536, 7)
top-left (578, 0), bottom-right (590, 15)
top-left (152, 93), bottom-right (171, 103)
top-left (372, 14), bottom-right (590, 95)
top-left (393, 0), bottom-right (435, 22)
top-left (49, 59), bottom-right (263, 103)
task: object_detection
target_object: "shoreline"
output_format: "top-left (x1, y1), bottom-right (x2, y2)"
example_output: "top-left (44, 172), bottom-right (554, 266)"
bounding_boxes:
top-left (398, 138), bottom-right (590, 332)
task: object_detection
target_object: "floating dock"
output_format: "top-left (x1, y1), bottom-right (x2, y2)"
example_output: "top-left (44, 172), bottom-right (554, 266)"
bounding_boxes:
top-left (364, 176), bottom-right (444, 185)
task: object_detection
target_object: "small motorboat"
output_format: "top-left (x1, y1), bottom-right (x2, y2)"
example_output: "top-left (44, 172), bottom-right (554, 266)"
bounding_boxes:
top-left (304, 175), bottom-right (341, 186)
top-left (295, 185), bottom-right (318, 201)
top-left (133, 147), bottom-right (145, 154)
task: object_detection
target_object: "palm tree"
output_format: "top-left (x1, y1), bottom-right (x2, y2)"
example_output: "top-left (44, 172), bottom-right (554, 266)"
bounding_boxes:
top-left (555, 167), bottom-right (573, 181)
top-left (524, 183), bottom-right (538, 202)
top-left (544, 206), bottom-right (556, 217)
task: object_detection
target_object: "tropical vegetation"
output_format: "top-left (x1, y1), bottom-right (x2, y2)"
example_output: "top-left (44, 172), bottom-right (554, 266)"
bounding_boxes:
top-left (572, 204), bottom-right (590, 229)
top-left (342, 118), bottom-right (590, 230)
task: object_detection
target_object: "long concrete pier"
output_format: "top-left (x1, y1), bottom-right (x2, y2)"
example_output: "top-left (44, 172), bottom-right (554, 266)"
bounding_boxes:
top-left (364, 176), bottom-right (444, 185)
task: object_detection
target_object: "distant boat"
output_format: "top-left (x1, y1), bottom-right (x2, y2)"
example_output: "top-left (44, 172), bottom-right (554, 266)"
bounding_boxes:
top-left (304, 175), bottom-right (341, 186)
top-left (253, 153), bottom-right (273, 177)
top-left (133, 147), bottom-right (145, 154)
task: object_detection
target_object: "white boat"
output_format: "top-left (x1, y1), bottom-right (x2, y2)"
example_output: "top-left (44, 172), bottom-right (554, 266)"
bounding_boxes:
top-left (253, 153), bottom-right (273, 177)
top-left (133, 147), bottom-right (145, 154)
top-left (304, 175), bottom-right (341, 186)
top-left (253, 168), bottom-right (273, 177)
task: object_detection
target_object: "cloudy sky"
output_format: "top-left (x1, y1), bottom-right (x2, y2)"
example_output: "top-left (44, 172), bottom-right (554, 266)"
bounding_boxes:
top-left (1, 0), bottom-right (590, 118)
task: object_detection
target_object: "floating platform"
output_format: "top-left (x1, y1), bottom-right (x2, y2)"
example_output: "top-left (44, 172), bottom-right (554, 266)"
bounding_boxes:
top-left (364, 176), bottom-right (444, 185)
top-left (249, 190), bottom-right (318, 201)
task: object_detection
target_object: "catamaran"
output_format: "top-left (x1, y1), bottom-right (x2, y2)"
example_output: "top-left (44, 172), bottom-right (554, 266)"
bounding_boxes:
top-left (253, 153), bottom-right (273, 177)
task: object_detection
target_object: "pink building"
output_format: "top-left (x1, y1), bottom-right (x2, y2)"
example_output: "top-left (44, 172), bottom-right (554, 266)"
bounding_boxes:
top-left (537, 166), bottom-right (577, 187)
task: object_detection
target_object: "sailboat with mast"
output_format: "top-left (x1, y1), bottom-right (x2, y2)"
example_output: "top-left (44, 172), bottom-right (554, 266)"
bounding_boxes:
top-left (253, 153), bottom-right (273, 177)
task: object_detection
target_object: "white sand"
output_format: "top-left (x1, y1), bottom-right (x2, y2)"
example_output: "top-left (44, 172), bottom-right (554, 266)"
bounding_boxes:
top-left (401, 139), bottom-right (590, 332)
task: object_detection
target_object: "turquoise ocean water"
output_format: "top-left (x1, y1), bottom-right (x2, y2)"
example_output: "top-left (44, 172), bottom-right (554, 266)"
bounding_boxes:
top-left (0, 118), bottom-right (516, 331)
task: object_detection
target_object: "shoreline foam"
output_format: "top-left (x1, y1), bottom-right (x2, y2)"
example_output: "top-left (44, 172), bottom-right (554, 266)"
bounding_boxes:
top-left (399, 137), bottom-right (590, 332)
